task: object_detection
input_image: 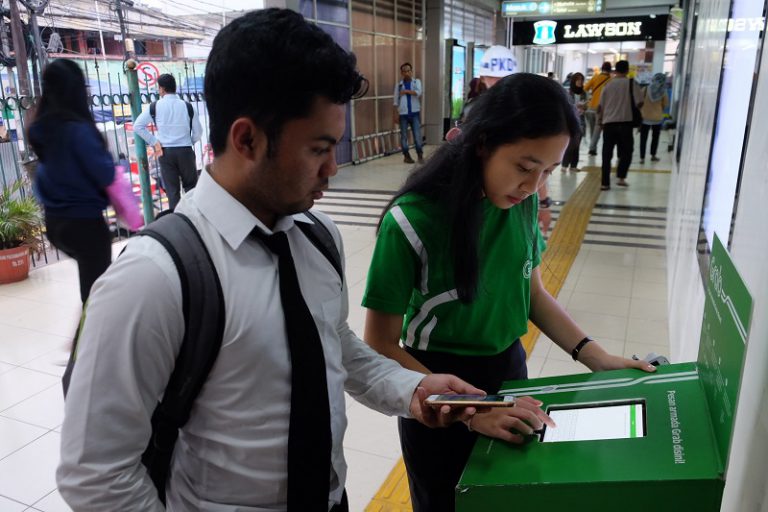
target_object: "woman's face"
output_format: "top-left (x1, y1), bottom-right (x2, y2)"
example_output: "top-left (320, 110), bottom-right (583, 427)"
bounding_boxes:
top-left (574, 77), bottom-right (584, 87)
top-left (482, 135), bottom-right (570, 209)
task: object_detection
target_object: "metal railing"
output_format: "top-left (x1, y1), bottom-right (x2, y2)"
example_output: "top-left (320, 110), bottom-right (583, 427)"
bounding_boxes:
top-left (0, 57), bottom-right (210, 268)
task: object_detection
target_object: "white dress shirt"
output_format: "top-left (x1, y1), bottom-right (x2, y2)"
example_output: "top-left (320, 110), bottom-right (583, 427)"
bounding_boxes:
top-left (57, 170), bottom-right (425, 511)
top-left (134, 93), bottom-right (203, 148)
top-left (393, 78), bottom-right (422, 115)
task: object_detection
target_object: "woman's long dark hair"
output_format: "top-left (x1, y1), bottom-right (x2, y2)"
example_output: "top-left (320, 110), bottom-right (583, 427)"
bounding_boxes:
top-left (28, 59), bottom-right (103, 159)
top-left (379, 73), bottom-right (580, 303)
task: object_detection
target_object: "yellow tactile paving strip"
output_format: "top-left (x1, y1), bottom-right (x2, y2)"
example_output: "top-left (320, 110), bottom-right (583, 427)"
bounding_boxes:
top-left (365, 167), bottom-right (603, 512)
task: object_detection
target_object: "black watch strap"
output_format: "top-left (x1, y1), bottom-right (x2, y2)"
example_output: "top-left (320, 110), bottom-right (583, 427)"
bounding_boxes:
top-left (571, 336), bottom-right (593, 361)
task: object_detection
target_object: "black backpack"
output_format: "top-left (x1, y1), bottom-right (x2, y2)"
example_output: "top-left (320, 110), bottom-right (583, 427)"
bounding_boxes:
top-left (62, 210), bottom-right (342, 503)
top-left (149, 99), bottom-right (195, 135)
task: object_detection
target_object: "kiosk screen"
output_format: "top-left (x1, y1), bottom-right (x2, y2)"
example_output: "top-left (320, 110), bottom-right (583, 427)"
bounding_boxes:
top-left (541, 401), bottom-right (646, 442)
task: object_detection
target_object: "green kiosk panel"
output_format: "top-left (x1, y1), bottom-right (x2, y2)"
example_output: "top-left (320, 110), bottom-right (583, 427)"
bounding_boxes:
top-left (457, 235), bottom-right (752, 512)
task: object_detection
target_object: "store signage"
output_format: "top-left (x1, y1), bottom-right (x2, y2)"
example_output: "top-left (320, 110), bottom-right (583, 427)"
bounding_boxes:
top-left (502, 0), bottom-right (605, 17)
top-left (563, 21), bottom-right (643, 39)
top-left (513, 15), bottom-right (668, 45)
top-left (533, 20), bottom-right (558, 45)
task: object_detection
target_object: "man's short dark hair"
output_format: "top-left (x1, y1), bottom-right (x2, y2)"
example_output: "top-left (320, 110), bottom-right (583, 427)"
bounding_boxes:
top-left (205, 8), bottom-right (367, 156)
top-left (614, 60), bottom-right (629, 74)
top-left (400, 62), bottom-right (412, 72)
top-left (601, 62), bottom-right (612, 72)
top-left (157, 74), bottom-right (176, 93)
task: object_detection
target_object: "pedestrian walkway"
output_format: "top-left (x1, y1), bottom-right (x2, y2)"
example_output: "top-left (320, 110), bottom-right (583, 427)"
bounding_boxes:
top-left (0, 132), bottom-right (674, 511)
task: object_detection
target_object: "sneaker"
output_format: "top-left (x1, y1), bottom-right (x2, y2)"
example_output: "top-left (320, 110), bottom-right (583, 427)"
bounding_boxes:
top-left (570, 167), bottom-right (581, 172)
top-left (588, 150), bottom-right (597, 156)
top-left (600, 185), bottom-right (610, 191)
top-left (651, 155), bottom-right (660, 162)
top-left (403, 154), bottom-right (415, 164)
top-left (617, 179), bottom-right (629, 187)
top-left (639, 158), bottom-right (645, 163)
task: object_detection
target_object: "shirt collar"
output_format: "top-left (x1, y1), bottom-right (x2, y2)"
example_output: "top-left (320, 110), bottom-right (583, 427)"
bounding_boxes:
top-left (193, 171), bottom-right (315, 251)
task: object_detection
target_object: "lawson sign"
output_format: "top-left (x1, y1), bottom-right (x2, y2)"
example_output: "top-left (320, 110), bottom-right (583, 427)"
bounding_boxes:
top-left (514, 15), bottom-right (669, 45)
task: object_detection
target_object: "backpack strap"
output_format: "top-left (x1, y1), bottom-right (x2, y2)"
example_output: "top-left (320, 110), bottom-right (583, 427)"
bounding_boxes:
top-left (185, 101), bottom-right (194, 135)
top-left (149, 100), bottom-right (157, 126)
top-left (149, 99), bottom-right (195, 136)
top-left (138, 212), bottom-right (225, 504)
top-left (297, 210), bottom-right (343, 287)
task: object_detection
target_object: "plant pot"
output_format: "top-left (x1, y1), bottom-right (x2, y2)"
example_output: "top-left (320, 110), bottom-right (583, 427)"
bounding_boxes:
top-left (0, 246), bottom-right (31, 284)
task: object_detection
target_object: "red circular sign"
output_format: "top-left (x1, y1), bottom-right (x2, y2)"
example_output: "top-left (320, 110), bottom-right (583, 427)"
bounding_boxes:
top-left (137, 62), bottom-right (160, 87)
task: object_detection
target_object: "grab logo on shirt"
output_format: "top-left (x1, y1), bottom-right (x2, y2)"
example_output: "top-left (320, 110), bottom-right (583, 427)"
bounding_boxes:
top-left (523, 259), bottom-right (533, 279)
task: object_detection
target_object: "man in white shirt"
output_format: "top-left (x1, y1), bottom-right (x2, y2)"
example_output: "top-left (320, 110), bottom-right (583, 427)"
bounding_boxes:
top-left (393, 62), bottom-right (423, 164)
top-left (57, 8), bottom-right (482, 512)
top-left (134, 73), bottom-right (203, 210)
top-left (597, 60), bottom-right (643, 190)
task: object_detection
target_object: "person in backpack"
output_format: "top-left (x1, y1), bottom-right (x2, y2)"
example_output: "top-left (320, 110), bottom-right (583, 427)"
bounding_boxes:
top-left (134, 73), bottom-right (202, 211)
top-left (597, 60), bottom-right (643, 190)
top-left (56, 9), bottom-right (483, 512)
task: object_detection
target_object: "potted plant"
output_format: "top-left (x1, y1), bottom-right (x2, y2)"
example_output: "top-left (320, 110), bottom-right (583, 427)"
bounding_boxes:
top-left (0, 178), bottom-right (44, 284)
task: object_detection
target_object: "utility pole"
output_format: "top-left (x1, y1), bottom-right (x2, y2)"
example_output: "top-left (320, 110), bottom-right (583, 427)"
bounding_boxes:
top-left (125, 59), bottom-right (153, 223)
top-left (0, 14), bottom-right (17, 92)
top-left (113, 0), bottom-right (131, 59)
top-left (7, 0), bottom-right (31, 100)
top-left (19, 0), bottom-right (50, 95)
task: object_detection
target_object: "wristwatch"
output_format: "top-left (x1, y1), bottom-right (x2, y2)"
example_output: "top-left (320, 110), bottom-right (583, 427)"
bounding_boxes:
top-left (539, 196), bottom-right (552, 209)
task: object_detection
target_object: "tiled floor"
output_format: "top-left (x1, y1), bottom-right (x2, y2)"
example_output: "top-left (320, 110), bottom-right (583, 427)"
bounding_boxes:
top-left (0, 132), bottom-right (674, 511)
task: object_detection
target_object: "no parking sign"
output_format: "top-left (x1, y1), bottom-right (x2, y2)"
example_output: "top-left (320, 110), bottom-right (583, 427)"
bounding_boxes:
top-left (136, 62), bottom-right (159, 87)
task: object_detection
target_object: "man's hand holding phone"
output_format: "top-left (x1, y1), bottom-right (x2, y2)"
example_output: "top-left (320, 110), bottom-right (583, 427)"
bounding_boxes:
top-left (466, 396), bottom-right (556, 444)
top-left (409, 374), bottom-right (486, 428)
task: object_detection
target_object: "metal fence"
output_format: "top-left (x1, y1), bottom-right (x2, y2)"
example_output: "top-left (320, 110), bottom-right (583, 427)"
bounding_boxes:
top-left (0, 57), bottom-right (210, 268)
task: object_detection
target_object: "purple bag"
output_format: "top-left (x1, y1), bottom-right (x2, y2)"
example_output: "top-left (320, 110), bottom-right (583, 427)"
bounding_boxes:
top-left (106, 165), bottom-right (144, 230)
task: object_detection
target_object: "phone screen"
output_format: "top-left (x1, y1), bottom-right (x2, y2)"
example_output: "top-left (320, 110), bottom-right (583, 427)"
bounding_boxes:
top-left (540, 401), bottom-right (646, 443)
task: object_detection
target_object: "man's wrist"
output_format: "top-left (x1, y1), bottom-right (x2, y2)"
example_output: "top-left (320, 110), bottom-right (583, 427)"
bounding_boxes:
top-left (539, 196), bottom-right (552, 209)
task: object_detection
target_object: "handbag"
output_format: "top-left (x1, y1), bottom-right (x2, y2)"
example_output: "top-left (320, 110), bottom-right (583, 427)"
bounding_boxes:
top-left (629, 79), bottom-right (642, 128)
top-left (106, 165), bottom-right (144, 230)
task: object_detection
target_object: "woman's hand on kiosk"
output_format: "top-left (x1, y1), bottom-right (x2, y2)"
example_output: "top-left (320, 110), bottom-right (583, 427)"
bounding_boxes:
top-left (467, 396), bottom-right (555, 444)
top-left (578, 342), bottom-right (657, 373)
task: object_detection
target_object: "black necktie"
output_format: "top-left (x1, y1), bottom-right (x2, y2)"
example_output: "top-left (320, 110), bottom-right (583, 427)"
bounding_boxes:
top-left (254, 229), bottom-right (332, 511)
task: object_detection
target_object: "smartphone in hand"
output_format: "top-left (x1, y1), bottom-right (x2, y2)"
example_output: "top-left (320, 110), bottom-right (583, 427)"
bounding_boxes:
top-left (425, 394), bottom-right (516, 408)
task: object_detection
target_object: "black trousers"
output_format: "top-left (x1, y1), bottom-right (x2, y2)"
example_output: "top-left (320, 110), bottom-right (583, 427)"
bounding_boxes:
top-left (45, 214), bottom-right (111, 303)
top-left (601, 122), bottom-right (634, 187)
top-left (329, 490), bottom-right (348, 512)
top-left (158, 146), bottom-right (197, 211)
top-left (639, 123), bottom-right (662, 159)
top-left (399, 342), bottom-right (528, 512)
top-left (562, 131), bottom-right (583, 168)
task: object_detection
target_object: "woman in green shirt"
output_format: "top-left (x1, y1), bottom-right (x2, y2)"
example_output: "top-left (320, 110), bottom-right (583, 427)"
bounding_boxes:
top-left (362, 73), bottom-right (656, 512)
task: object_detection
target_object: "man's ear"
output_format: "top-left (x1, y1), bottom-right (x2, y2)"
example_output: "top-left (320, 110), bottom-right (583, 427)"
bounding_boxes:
top-left (229, 117), bottom-right (268, 163)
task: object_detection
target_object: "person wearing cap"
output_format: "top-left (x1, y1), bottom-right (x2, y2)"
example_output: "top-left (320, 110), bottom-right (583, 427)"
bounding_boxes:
top-left (393, 62), bottom-right (424, 164)
top-left (584, 62), bottom-right (613, 156)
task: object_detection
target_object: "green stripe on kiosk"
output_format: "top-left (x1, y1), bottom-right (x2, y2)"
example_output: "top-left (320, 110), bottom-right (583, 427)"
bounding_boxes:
top-left (457, 234), bottom-right (752, 512)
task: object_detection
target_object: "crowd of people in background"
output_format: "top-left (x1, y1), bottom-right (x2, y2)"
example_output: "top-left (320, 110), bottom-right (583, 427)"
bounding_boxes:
top-left (460, 60), bottom-right (671, 190)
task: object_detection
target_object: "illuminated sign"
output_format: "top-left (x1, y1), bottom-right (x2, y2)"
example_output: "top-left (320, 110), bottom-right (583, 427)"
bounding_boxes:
top-left (512, 15), bottom-right (668, 45)
top-left (563, 21), bottom-right (643, 39)
top-left (502, 0), bottom-right (605, 17)
top-left (533, 20), bottom-right (558, 45)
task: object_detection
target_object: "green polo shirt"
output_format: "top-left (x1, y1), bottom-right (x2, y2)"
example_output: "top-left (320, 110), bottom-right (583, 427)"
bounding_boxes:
top-left (362, 192), bottom-right (546, 356)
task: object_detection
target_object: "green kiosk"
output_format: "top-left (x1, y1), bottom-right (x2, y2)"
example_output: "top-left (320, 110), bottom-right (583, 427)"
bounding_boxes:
top-left (457, 236), bottom-right (753, 512)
